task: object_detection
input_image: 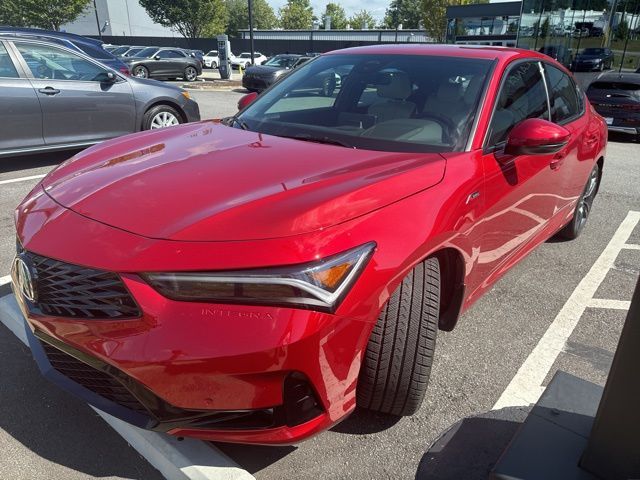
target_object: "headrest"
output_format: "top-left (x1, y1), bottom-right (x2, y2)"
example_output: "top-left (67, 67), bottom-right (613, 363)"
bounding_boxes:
top-left (377, 72), bottom-right (412, 100)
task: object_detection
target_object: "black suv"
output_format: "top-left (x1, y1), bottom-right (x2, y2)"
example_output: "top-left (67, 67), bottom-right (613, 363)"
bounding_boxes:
top-left (572, 48), bottom-right (614, 71)
top-left (124, 47), bottom-right (202, 81)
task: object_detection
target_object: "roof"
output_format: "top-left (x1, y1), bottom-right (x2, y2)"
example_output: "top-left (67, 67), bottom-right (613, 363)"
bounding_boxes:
top-left (324, 44), bottom-right (542, 62)
top-left (593, 72), bottom-right (640, 82)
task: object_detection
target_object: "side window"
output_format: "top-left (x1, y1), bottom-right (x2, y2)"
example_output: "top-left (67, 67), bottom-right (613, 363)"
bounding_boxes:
top-left (0, 43), bottom-right (19, 78)
top-left (157, 50), bottom-right (183, 59)
top-left (15, 43), bottom-right (107, 81)
top-left (487, 61), bottom-right (550, 146)
top-left (544, 64), bottom-right (581, 123)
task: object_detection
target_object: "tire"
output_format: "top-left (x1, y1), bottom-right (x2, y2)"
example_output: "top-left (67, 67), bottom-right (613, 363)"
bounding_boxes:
top-left (356, 257), bottom-right (440, 416)
top-left (184, 66), bottom-right (198, 82)
top-left (142, 105), bottom-right (183, 130)
top-left (212, 61), bottom-right (217, 69)
top-left (133, 65), bottom-right (149, 79)
top-left (556, 163), bottom-right (600, 240)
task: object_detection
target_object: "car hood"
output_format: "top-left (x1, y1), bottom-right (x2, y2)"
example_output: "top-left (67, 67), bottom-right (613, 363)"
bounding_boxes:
top-left (41, 122), bottom-right (446, 242)
top-left (245, 65), bottom-right (285, 76)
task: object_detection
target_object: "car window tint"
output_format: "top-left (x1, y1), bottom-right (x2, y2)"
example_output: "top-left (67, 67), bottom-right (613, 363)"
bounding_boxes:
top-left (544, 64), bottom-right (580, 123)
top-left (158, 50), bottom-right (183, 59)
top-left (15, 43), bottom-right (107, 81)
top-left (487, 61), bottom-right (549, 146)
top-left (0, 43), bottom-right (19, 78)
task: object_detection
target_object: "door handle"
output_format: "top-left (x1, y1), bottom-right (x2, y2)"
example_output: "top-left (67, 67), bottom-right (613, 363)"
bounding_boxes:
top-left (38, 87), bottom-right (60, 95)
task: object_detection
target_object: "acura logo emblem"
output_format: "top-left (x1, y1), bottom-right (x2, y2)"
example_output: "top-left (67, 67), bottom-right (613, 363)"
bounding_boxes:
top-left (12, 255), bottom-right (37, 302)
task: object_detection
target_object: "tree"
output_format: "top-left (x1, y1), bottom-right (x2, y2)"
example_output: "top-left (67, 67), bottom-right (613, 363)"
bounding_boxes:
top-left (225, 0), bottom-right (278, 36)
top-left (349, 9), bottom-right (377, 29)
top-left (140, 0), bottom-right (227, 38)
top-left (616, 19), bottom-right (629, 40)
top-left (321, 3), bottom-right (347, 29)
top-left (420, 0), bottom-right (484, 43)
top-left (384, 0), bottom-right (422, 29)
top-left (279, 0), bottom-right (313, 29)
top-left (540, 16), bottom-right (549, 37)
top-left (8, 0), bottom-right (91, 31)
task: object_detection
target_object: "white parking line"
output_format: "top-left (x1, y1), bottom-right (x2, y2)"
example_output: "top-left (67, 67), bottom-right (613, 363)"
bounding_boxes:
top-left (623, 244), bottom-right (640, 250)
top-left (0, 294), bottom-right (255, 480)
top-left (587, 298), bottom-right (631, 310)
top-left (493, 210), bottom-right (640, 410)
top-left (0, 275), bottom-right (10, 286)
top-left (0, 174), bottom-right (46, 185)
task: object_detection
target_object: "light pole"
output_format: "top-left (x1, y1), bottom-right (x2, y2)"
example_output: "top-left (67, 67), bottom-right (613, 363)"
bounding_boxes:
top-left (248, 0), bottom-right (255, 65)
top-left (93, 0), bottom-right (102, 39)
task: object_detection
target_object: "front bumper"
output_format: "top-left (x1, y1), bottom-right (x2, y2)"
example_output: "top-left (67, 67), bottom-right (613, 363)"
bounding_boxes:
top-left (13, 190), bottom-right (376, 445)
top-left (242, 76), bottom-right (272, 92)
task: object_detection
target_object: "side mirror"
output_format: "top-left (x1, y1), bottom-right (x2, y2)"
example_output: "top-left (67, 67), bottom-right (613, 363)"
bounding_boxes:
top-left (237, 91), bottom-right (258, 110)
top-left (154, 55), bottom-right (161, 60)
top-left (96, 71), bottom-right (117, 83)
top-left (504, 118), bottom-right (570, 157)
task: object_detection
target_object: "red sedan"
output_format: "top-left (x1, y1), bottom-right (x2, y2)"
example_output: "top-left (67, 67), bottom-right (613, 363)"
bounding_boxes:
top-left (12, 45), bottom-right (606, 445)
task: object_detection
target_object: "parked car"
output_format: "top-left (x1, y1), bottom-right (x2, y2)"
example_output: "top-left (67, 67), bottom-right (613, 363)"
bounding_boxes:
top-left (538, 44), bottom-right (572, 67)
top-left (0, 27), bottom-right (130, 75)
top-left (231, 51), bottom-right (267, 69)
top-left (572, 47), bottom-right (614, 71)
top-left (184, 49), bottom-right (204, 69)
top-left (203, 49), bottom-right (219, 68)
top-left (12, 45), bottom-right (605, 445)
top-left (242, 54), bottom-right (302, 92)
top-left (125, 47), bottom-right (202, 81)
top-left (587, 72), bottom-right (640, 140)
top-left (121, 46), bottom-right (146, 58)
top-left (0, 36), bottom-right (200, 157)
top-left (108, 45), bottom-right (132, 57)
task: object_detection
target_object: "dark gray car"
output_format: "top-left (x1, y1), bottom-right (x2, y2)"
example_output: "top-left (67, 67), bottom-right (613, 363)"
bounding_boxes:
top-left (0, 37), bottom-right (200, 157)
top-left (125, 47), bottom-right (202, 81)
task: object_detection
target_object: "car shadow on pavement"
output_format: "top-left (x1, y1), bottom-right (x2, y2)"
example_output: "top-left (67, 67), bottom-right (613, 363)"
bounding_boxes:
top-left (0, 149), bottom-right (82, 174)
top-left (0, 323), bottom-right (164, 479)
top-left (415, 407), bottom-right (529, 480)
top-left (216, 442), bottom-right (296, 474)
top-left (329, 407), bottom-right (402, 434)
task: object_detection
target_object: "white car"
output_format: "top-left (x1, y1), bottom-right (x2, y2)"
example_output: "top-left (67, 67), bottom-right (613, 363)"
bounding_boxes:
top-left (231, 52), bottom-right (267, 69)
top-left (203, 50), bottom-right (219, 68)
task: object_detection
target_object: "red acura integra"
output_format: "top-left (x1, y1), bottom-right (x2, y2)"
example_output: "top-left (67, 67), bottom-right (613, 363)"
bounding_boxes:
top-left (12, 45), bottom-right (606, 444)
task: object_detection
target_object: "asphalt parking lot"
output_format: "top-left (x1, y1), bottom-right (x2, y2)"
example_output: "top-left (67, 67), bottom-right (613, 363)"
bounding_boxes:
top-left (1, 87), bottom-right (639, 480)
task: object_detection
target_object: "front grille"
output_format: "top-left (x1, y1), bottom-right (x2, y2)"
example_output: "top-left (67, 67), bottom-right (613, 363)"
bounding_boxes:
top-left (25, 251), bottom-right (140, 319)
top-left (40, 340), bottom-right (149, 415)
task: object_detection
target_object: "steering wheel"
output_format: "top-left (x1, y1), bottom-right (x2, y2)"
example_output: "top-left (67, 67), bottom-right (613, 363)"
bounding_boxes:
top-left (416, 112), bottom-right (458, 145)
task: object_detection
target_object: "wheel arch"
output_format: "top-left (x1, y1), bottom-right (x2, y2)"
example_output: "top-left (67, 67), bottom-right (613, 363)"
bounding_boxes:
top-left (429, 247), bottom-right (466, 332)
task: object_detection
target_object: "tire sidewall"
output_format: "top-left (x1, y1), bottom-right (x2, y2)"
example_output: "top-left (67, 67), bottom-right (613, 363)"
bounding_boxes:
top-left (142, 105), bottom-right (182, 130)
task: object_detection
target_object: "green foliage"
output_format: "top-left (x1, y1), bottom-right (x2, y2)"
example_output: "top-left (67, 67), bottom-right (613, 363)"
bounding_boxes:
top-left (384, 0), bottom-right (423, 29)
top-left (139, 0), bottom-right (227, 38)
top-left (616, 19), bottom-right (629, 41)
top-left (421, 0), bottom-right (485, 42)
top-left (225, 0), bottom-right (278, 36)
top-left (3, 0), bottom-right (91, 31)
top-left (540, 16), bottom-right (549, 37)
top-left (321, 3), bottom-right (348, 29)
top-left (348, 9), bottom-right (377, 29)
top-left (279, 0), bottom-right (313, 29)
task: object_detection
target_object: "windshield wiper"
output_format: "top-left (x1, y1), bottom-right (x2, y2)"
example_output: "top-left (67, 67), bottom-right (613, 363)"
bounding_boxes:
top-left (222, 116), bottom-right (249, 130)
top-left (284, 133), bottom-right (355, 149)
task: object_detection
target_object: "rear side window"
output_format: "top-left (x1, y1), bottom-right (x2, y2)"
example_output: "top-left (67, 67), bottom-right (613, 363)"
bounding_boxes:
top-left (487, 61), bottom-right (550, 146)
top-left (544, 64), bottom-right (581, 123)
top-left (588, 81), bottom-right (640, 92)
top-left (0, 43), bottom-right (19, 78)
top-left (75, 41), bottom-right (113, 60)
top-left (158, 50), bottom-right (185, 59)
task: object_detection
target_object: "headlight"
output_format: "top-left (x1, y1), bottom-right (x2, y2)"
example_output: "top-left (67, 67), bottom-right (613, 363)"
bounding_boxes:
top-left (142, 243), bottom-right (375, 312)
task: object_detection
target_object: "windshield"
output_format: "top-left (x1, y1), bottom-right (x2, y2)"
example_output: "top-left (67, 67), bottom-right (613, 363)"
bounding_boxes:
top-left (235, 53), bottom-right (492, 153)
top-left (111, 46), bottom-right (130, 55)
top-left (206, 50), bottom-right (218, 56)
top-left (134, 47), bottom-right (159, 58)
top-left (264, 55), bottom-right (298, 68)
top-left (125, 47), bottom-right (143, 57)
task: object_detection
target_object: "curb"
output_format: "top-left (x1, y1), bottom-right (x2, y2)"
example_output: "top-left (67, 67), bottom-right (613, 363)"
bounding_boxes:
top-left (0, 291), bottom-right (255, 480)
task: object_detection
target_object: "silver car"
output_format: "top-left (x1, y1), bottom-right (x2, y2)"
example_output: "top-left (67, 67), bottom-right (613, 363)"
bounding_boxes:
top-left (0, 36), bottom-right (200, 157)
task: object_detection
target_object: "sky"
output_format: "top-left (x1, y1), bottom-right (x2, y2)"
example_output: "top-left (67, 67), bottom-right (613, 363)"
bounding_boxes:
top-left (267, 0), bottom-right (391, 23)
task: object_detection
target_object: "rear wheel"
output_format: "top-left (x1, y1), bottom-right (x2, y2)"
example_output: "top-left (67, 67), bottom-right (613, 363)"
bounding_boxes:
top-left (356, 258), bottom-right (440, 416)
top-left (557, 163), bottom-right (600, 240)
top-left (184, 66), bottom-right (198, 82)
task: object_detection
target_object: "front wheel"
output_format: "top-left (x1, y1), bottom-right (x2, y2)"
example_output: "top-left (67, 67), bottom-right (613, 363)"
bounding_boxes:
top-left (133, 65), bottom-right (149, 79)
top-left (143, 105), bottom-right (183, 130)
top-left (556, 163), bottom-right (600, 240)
top-left (356, 258), bottom-right (440, 416)
top-left (184, 66), bottom-right (198, 82)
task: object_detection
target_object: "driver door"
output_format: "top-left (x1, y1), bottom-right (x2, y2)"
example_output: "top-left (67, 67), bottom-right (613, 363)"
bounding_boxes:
top-left (12, 41), bottom-right (136, 145)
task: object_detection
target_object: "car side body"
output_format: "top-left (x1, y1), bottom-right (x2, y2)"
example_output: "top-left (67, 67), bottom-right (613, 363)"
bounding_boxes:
top-left (125, 47), bottom-right (202, 81)
top-left (0, 37), bottom-right (200, 157)
top-left (13, 45), bottom-right (606, 445)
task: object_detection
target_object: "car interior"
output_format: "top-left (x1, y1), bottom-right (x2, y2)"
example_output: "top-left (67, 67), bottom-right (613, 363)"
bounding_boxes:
top-left (241, 55), bottom-right (493, 152)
